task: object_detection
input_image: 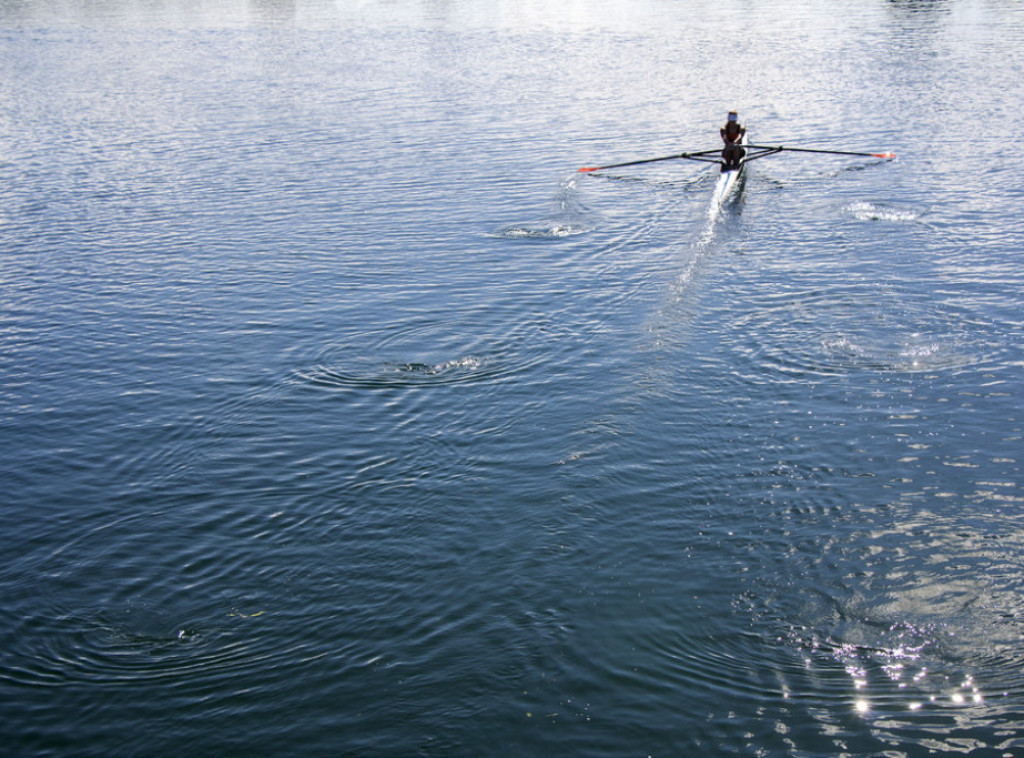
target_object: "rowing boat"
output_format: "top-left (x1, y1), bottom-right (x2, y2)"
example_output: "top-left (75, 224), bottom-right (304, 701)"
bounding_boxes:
top-left (578, 135), bottom-right (782, 207)
top-left (576, 138), bottom-right (895, 207)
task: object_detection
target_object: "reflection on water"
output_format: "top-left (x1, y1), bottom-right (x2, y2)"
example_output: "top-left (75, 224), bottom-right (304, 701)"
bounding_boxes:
top-left (250, 0), bottom-right (295, 24)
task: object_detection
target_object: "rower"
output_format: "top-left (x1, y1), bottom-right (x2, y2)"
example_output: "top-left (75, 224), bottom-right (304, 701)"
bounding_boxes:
top-left (720, 110), bottom-right (746, 169)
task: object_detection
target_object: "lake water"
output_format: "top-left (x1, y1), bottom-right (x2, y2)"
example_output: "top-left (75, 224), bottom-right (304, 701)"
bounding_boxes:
top-left (2, 1), bottom-right (1024, 755)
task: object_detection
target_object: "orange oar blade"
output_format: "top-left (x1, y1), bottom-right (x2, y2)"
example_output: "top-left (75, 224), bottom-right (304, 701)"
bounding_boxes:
top-left (873, 152), bottom-right (896, 159)
top-left (577, 167), bottom-right (599, 173)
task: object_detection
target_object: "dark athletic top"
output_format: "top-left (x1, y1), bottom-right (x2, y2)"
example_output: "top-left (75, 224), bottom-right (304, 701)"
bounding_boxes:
top-left (721, 121), bottom-right (745, 144)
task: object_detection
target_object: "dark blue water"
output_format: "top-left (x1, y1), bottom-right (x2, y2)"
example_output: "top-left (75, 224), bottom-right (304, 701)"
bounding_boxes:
top-left (3, 1), bottom-right (1024, 755)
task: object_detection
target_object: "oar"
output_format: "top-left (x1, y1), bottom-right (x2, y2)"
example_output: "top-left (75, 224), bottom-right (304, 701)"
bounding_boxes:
top-left (747, 144), bottom-right (895, 159)
top-left (577, 149), bottom-right (720, 173)
top-left (578, 152), bottom-right (684, 173)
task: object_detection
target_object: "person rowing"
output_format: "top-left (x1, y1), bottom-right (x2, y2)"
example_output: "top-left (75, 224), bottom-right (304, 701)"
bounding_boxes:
top-left (720, 110), bottom-right (746, 169)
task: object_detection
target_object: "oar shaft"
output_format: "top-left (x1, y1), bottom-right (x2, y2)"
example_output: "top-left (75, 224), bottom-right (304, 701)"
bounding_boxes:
top-left (578, 153), bottom-right (683, 173)
top-left (747, 144), bottom-right (895, 159)
top-left (578, 148), bottom-right (723, 173)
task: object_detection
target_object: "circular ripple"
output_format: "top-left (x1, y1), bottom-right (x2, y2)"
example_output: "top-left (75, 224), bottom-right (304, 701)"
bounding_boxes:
top-left (730, 288), bottom-right (984, 381)
top-left (303, 354), bottom-right (503, 388)
top-left (295, 318), bottom-right (549, 390)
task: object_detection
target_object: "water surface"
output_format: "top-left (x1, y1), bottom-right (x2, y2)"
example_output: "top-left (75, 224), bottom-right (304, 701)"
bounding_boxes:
top-left (2, 1), bottom-right (1023, 755)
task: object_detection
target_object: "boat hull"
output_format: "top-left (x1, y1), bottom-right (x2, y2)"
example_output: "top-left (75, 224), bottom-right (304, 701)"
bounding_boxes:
top-left (712, 132), bottom-right (749, 205)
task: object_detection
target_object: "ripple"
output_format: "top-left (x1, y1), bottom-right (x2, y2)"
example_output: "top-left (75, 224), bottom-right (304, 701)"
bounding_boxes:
top-left (498, 174), bottom-right (595, 239)
top-left (731, 289), bottom-right (983, 380)
top-left (625, 605), bottom-right (1014, 754)
top-left (820, 331), bottom-right (977, 373)
top-left (303, 354), bottom-right (502, 388)
top-left (294, 318), bottom-right (548, 390)
top-left (740, 329), bottom-right (978, 380)
top-left (845, 200), bottom-right (921, 223)
top-left (498, 222), bottom-right (589, 239)
top-left (0, 599), bottom-right (281, 690)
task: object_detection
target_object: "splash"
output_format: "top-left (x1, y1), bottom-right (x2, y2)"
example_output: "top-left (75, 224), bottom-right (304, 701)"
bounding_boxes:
top-left (499, 174), bottom-right (593, 239)
top-left (847, 201), bottom-right (919, 223)
top-left (301, 355), bottom-right (496, 389)
top-left (499, 223), bottom-right (586, 239)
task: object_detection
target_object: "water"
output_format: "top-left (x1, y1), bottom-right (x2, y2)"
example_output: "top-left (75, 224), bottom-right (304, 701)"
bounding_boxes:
top-left (2, 1), bottom-right (1024, 755)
